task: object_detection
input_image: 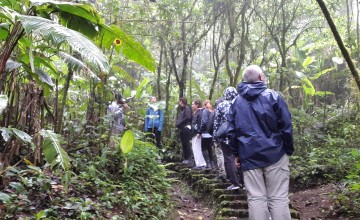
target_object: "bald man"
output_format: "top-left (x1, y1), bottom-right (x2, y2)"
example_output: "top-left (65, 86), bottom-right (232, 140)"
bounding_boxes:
top-left (228, 65), bottom-right (294, 220)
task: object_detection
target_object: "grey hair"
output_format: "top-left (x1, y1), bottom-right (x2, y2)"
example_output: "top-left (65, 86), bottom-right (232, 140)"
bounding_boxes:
top-left (242, 65), bottom-right (263, 83)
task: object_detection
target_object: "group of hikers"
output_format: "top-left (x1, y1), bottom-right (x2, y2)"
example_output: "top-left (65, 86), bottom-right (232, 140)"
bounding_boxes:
top-left (108, 64), bottom-right (294, 220)
top-left (176, 64), bottom-right (294, 220)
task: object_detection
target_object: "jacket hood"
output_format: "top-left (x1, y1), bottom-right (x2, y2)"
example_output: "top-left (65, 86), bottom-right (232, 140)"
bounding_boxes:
top-left (223, 87), bottom-right (238, 101)
top-left (238, 82), bottom-right (267, 100)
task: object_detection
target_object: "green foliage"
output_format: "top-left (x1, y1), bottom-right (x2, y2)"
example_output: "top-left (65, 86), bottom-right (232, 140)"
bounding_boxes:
top-left (17, 14), bottom-right (110, 73)
top-left (291, 108), bottom-right (360, 217)
top-left (0, 166), bottom-right (55, 219)
top-left (105, 25), bottom-right (157, 73)
top-left (347, 149), bottom-right (360, 191)
top-left (120, 129), bottom-right (134, 153)
top-left (71, 140), bottom-right (172, 219)
top-left (40, 129), bottom-right (71, 171)
top-left (0, 138), bottom-right (172, 219)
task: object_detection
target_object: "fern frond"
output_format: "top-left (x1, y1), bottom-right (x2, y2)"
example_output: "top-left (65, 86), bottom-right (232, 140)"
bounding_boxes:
top-left (40, 129), bottom-right (70, 171)
top-left (17, 15), bottom-right (109, 73)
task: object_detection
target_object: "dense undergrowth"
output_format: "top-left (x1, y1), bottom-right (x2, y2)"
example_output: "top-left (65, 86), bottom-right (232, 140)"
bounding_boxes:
top-left (0, 138), bottom-right (172, 219)
top-left (290, 106), bottom-right (360, 217)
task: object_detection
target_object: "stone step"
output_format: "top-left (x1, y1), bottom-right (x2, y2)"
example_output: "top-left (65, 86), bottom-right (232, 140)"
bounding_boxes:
top-left (213, 188), bottom-right (246, 197)
top-left (166, 170), bottom-right (178, 178)
top-left (216, 217), bottom-right (247, 220)
top-left (218, 200), bottom-right (248, 209)
top-left (167, 177), bottom-right (181, 184)
top-left (216, 194), bottom-right (247, 203)
top-left (217, 208), bottom-right (248, 218)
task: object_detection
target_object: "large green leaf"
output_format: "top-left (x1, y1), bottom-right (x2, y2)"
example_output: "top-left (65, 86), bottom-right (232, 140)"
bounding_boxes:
top-left (31, 1), bottom-right (155, 72)
top-left (120, 130), bottom-right (134, 154)
top-left (31, 0), bottom-right (104, 25)
top-left (0, 27), bottom-right (8, 40)
top-left (302, 56), bottom-right (315, 69)
top-left (17, 15), bottom-right (110, 73)
top-left (0, 94), bottom-right (8, 114)
top-left (34, 56), bottom-right (58, 76)
top-left (308, 68), bottom-right (334, 81)
top-left (135, 78), bottom-right (150, 99)
top-left (301, 78), bottom-right (315, 96)
top-left (40, 129), bottom-right (70, 171)
top-left (315, 91), bottom-right (335, 96)
top-left (100, 25), bottom-right (157, 73)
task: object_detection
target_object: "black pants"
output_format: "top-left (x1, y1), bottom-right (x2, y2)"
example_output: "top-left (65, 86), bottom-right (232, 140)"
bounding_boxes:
top-left (180, 127), bottom-right (192, 160)
top-left (146, 128), bottom-right (162, 149)
top-left (220, 141), bottom-right (242, 186)
top-left (201, 137), bottom-right (213, 166)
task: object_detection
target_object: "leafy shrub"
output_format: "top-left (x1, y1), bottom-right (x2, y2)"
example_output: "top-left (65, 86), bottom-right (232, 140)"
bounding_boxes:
top-left (0, 139), bottom-right (172, 219)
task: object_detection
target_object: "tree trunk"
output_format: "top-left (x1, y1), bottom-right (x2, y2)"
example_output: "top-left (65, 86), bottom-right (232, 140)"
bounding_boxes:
top-left (316, 0), bottom-right (360, 92)
top-left (157, 40), bottom-right (164, 100)
top-left (55, 69), bottom-right (74, 133)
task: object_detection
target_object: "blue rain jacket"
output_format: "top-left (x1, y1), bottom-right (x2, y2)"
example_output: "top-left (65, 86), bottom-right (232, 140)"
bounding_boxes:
top-left (228, 82), bottom-right (294, 171)
top-left (144, 107), bottom-right (164, 132)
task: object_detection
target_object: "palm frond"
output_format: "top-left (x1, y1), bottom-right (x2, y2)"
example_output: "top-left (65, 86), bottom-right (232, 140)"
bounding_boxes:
top-left (40, 129), bottom-right (70, 171)
top-left (58, 51), bottom-right (99, 80)
top-left (17, 15), bottom-right (110, 73)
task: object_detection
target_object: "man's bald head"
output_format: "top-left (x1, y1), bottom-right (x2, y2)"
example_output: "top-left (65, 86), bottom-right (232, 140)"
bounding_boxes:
top-left (242, 65), bottom-right (265, 83)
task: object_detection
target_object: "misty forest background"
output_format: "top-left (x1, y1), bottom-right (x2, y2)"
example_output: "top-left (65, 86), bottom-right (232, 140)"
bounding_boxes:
top-left (0, 0), bottom-right (360, 219)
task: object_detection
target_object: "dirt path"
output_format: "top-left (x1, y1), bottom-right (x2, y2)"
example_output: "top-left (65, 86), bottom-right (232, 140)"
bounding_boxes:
top-left (290, 183), bottom-right (355, 220)
top-left (170, 180), bottom-right (214, 220)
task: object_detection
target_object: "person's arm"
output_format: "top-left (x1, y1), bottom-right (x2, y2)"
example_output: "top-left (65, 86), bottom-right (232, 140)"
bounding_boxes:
top-left (200, 109), bottom-right (209, 133)
top-left (274, 94), bottom-right (294, 155)
top-left (158, 110), bottom-right (164, 132)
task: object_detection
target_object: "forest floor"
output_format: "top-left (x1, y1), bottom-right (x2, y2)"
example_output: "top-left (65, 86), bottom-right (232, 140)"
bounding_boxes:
top-left (289, 183), bottom-right (356, 220)
top-left (170, 180), bottom-right (214, 220)
top-left (170, 180), bottom-right (356, 220)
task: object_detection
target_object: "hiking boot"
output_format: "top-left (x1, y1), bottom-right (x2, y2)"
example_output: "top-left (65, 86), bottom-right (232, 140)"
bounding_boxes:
top-left (226, 184), bottom-right (240, 190)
